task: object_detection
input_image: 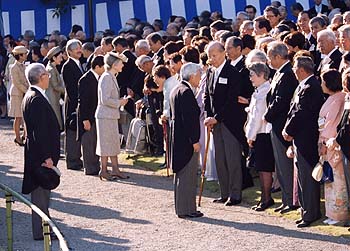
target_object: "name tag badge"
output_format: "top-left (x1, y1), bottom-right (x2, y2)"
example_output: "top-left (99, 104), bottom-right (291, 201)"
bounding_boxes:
top-left (219, 77), bottom-right (228, 85)
top-left (345, 101), bottom-right (350, 110)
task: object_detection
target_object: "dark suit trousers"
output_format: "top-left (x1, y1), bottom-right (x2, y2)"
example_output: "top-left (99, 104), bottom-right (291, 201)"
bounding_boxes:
top-left (270, 130), bottom-right (294, 206)
top-left (81, 123), bottom-right (100, 174)
top-left (174, 152), bottom-right (199, 215)
top-left (31, 187), bottom-right (50, 239)
top-left (343, 156), bottom-right (350, 201)
top-left (213, 123), bottom-right (242, 200)
top-left (295, 146), bottom-right (321, 222)
top-left (65, 128), bottom-right (83, 169)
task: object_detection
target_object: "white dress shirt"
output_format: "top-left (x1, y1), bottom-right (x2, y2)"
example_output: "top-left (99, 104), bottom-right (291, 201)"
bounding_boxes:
top-left (31, 84), bottom-right (49, 102)
top-left (213, 60), bottom-right (226, 89)
top-left (163, 75), bottom-right (179, 118)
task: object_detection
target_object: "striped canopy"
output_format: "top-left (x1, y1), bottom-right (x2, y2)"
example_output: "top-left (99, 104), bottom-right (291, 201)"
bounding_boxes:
top-left (2, 0), bottom-right (320, 39)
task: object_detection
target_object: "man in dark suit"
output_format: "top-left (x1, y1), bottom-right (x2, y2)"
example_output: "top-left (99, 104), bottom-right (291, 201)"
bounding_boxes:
top-left (225, 36), bottom-right (254, 189)
top-left (22, 63), bottom-right (60, 240)
top-left (308, 0), bottom-right (329, 18)
top-left (81, 42), bottom-right (95, 72)
top-left (112, 36), bottom-right (137, 137)
top-left (170, 62), bottom-right (202, 218)
top-left (316, 29), bottom-right (342, 77)
top-left (204, 41), bottom-right (244, 206)
top-left (146, 32), bottom-right (164, 66)
top-left (265, 42), bottom-right (299, 214)
top-left (62, 39), bottom-right (84, 170)
top-left (283, 56), bottom-right (324, 228)
top-left (306, 16), bottom-right (327, 73)
top-left (77, 55), bottom-right (104, 175)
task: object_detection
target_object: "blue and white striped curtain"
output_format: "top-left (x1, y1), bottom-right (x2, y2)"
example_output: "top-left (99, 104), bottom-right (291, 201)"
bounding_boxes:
top-left (1, 0), bottom-right (319, 39)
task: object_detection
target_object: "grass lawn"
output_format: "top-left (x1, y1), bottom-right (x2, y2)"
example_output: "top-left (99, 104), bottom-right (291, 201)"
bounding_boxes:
top-left (119, 152), bottom-right (350, 238)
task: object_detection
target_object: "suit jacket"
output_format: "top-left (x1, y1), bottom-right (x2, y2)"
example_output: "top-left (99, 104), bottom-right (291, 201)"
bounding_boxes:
top-left (62, 58), bottom-right (84, 123)
top-left (284, 75), bottom-right (325, 166)
top-left (153, 47), bottom-right (164, 67)
top-left (265, 62), bottom-right (298, 146)
top-left (9, 61), bottom-right (29, 96)
top-left (117, 49), bottom-right (137, 116)
top-left (204, 60), bottom-right (244, 143)
top-left (84, 53), bottom-right (94, 72)
top-left (169, 81), bottom-right (200, 173)
top-left (317, 48), bottom-right (342, 76)
top-left (95, 71), bottom-right (122, 120)
top-left (22, 87), bottom-right (60, 194)
top-left (308, 4), bottom-right (329, 18)
top-left (77, 70), bottom-right (99, 139)
top-left (336, 94), bottom-right (350, 160)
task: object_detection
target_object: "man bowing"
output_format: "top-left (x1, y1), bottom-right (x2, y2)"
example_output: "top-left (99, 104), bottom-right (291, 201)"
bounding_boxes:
top-left (170, 62), bottom-right (202, 218)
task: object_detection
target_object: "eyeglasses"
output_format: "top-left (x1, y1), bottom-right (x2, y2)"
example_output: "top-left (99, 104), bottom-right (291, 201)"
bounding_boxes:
top-left (249, 72), bottom-right (256, 77)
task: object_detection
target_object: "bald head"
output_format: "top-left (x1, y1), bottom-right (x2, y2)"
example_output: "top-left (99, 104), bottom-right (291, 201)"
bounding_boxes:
top-left (206, 41), bottom-right (226, 67)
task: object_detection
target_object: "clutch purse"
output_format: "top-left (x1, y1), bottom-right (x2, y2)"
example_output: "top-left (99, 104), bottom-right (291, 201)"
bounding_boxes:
top-left (312, 157), bottom-right (334, 183)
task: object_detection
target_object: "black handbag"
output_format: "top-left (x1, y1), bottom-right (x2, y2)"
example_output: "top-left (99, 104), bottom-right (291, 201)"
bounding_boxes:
top-left (0, 83), bottom-right (7, 105)
top-left (321, 161), bottom-right (334, 184)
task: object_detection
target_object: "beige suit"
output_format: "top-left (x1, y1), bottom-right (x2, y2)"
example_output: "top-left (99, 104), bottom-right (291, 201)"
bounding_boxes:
top-left (9, 61), bottom-right (29, 117)
top-left (95, 71), bottom-right (122, 156)
top-left (46, 62), bottom-right (65, 130)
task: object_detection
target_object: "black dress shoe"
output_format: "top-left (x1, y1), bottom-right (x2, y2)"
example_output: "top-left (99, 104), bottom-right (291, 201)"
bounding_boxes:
top-left (225, 199), bottom-right (241, 206)
top-left (213, 197), bottom-right (228, 203)
top-left (280, 205), bottom-right (299, 214)
top-left (297, 220), bottom-right (312, 228)
top-left (295, 218), bottom-right (303, 224)
top-left (187, 211), bottom-right (204, 218)
top-left (274, 204), bottom-right (286, 212)
top-left (255, 199), bottom-right (275, 211)
top-left (251, 201), bottom-right (261, 210)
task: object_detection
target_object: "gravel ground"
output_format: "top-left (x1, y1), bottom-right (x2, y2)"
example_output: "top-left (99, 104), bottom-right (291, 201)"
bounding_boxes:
top-left (0, 119), bottom-right (349, 251)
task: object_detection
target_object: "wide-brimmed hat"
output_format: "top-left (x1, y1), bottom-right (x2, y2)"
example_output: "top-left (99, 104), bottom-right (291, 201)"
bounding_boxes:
top-left (46, 46), bottom-right (62, 60)
top-left (33, 165), bottom-right (61, 190)
top-left (12, 46), bottom-right (29, 55)
top-left (108, 51), bottom-right (128, 63)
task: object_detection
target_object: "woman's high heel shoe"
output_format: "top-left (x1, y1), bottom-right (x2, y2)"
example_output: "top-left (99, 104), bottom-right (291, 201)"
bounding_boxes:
top-left (14, 138), bottom-right (25, 146)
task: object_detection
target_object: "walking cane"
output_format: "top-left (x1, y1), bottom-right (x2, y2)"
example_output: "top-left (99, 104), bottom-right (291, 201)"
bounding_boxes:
top-left (162, 121), bottom-right (170, 177)
top-left (198, 126), bottom-right (211, 207)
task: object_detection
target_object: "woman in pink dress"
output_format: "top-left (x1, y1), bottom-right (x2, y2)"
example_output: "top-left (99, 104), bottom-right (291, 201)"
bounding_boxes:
top-left (319, 69), bottom-right (350, 225)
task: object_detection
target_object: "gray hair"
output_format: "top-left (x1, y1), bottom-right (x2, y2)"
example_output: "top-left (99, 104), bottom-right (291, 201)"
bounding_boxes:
top-left (104, 53), bottom-right (122, 71)
top-left (135, 39), bottom-right (150, 50)
top-left (339, 24), bottom-right (350, 38)
top-left (294, 56), bottom-right (314, 74)
top-left (180, 63), bottom-right (201, 82)
top-left (267, 41), bottom-right (288, 60)
top-left (317, 29), bottom-right (336, 43)
top-left (66, 39), bottom-right (82, 54)
top-left (248, 62), bottom-right (270, 80)
top-left (205, 41), bottom-right (225, 54)
top-left (237, 11), bottom-right (250, 20)
top-left (245, 49), bottom-right (268, 66)
top-left (135, 55), bottom-right (152, 68)
top-left (25, 63), bottom-right (47, 85)
top-left (241, 20), bottom-right (254, 30)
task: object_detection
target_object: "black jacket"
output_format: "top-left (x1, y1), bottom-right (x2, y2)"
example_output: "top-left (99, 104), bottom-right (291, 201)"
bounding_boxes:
top-left (169, 81), bottom-right (200, 173)
top-left (62, 58), bottom-right (84, 126)
top-left (77, 70), bottom-right (98, 140)
top-left (336, 95), bottom-right (350, 160)
top-left (204, 60), bottom-right (244, 143)
top-left (22, 87), bottom-right (60, 194)
top-left (265, 62), bottom-right (298, 146)
top-left (308, 4), bottom-right (329, 18)
top-left (317, 48), bottom-right (343, 76)
top-left (117, 49), bottom-right (137, 116)
top-left (284, 75), bottom-right (325, 166)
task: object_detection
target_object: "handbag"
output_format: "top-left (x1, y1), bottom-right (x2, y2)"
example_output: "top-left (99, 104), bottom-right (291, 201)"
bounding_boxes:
top-left (321, 160), bottom-right (334, 183)
top-left (312, 156), bottom-right (334, 183)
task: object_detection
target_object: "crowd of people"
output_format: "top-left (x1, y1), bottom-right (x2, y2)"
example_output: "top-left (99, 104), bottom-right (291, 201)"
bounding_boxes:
top-left (1, 0), bottom-right (350, 239)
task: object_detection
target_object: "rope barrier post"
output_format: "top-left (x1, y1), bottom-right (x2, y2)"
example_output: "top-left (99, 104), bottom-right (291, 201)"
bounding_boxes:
top-left (43, 221), bottom-right (51, 251)
top-left (5, 192), bottom-right (13, 251)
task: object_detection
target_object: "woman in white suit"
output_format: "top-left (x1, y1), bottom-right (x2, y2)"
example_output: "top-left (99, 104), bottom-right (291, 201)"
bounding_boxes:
top-left (95, 52), bottom-right (129, 181)
top-left (245, 62), bottom-right (275, 211)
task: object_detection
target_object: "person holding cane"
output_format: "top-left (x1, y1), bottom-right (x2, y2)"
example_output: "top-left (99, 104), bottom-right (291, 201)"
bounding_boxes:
top-left (170, 63), bottom-right (202, 218)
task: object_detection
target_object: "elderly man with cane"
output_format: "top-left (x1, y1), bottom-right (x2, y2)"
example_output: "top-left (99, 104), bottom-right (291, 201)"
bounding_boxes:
top-left (169, 62), bottom-right (203, 218)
